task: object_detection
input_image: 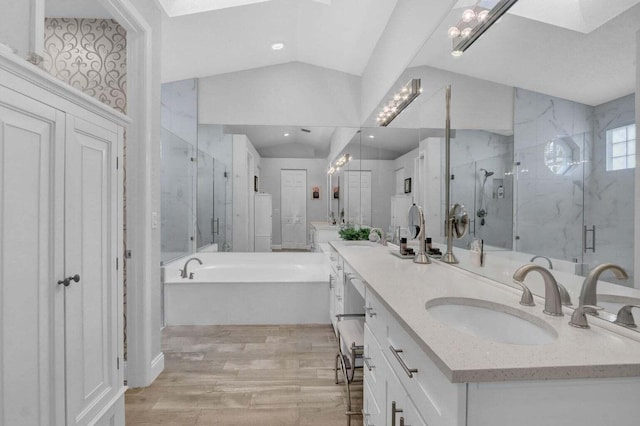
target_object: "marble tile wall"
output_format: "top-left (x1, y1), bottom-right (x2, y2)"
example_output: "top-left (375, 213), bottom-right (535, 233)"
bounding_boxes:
top-left (198, 124), bottom-right (234, 251)
top-left (161, 79), bottom-right (198, 262)
top-left (513, 89), bottom-right (635, 283)
top-left (449, 130), bottom-right (514, 249)
top-left (513, 88), bottom-right (592, 263)
top-left (586, 94), bottom-right (636, 283)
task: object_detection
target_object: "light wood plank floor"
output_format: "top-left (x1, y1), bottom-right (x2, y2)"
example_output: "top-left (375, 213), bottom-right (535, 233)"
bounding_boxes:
top-left (125, 325), bottom-right (362, 426)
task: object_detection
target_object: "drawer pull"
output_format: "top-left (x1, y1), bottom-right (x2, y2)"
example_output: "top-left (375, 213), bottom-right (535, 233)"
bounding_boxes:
top-left (362, 410), bottom-right (374, 426)
top-left (329, 274), bottom-right (334, 289)
top-left (337, 265), bottom-right (343, 271)
top-left (363, 356), bottom-right (374, 371)
top-left (364, 306), bottom-right (377, 317)
top-left (391, 401), bottom-right (404, 426)
top-left (389, 346), bottom-right (418, 378)
top-left (336, 295), bottom-right (343, 301)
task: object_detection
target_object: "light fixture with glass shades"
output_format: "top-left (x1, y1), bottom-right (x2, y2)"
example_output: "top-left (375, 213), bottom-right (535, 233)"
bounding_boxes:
top-left (376, 79), bottom-right (422, 127)
top-left (449, 0), bottom-right (519, 57)
top-left (327, 153), bottom-right (351, 175)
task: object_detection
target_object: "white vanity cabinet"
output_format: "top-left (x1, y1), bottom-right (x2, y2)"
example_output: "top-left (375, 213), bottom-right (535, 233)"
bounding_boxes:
top-left (0, 55), bottom-right (126, 425)
top-left (310, 222), bottom-right (340, 252)
top-left (362, 280), bottom-right (640, 426)
top-left (364, 289), bottom-right (465, 426)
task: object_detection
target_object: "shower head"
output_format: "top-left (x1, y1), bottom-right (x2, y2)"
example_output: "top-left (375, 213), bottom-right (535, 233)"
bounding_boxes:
top-left (480, 168), bottom-right (494, 178)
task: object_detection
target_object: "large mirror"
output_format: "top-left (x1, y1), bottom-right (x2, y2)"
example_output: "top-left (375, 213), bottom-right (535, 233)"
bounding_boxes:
top-left (372, 0), bottom-right (639, 326)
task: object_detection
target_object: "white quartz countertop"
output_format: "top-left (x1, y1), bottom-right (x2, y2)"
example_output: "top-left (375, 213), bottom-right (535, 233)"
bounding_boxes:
top-left (330, 240), bottom-right (640, 383)
top-left (310, 221), bottom-right (340, 231)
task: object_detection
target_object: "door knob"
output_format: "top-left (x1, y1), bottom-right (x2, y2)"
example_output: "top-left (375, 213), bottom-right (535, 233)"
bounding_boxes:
top-left (57, 274), bottom-right (80, 287)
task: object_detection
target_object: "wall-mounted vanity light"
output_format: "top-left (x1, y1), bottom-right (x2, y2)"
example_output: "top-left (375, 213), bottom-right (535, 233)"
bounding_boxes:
top-left (376, 79), bottom-right (422, 127)
top-left (449, 0), bottom-right (519, 57)
top-left (327, 153), bottom-right (351, 175)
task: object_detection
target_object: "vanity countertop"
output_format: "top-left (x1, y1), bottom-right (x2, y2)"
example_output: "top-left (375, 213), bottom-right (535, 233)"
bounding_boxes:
top-left (309, 221), bottom-right (340, 231)
top-left (329, 240), bottom-right (640, 383)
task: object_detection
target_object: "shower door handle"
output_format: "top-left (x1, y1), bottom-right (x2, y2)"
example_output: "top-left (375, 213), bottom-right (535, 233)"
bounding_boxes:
top-left (212, 218), bottom-right (220, 235)
top-left (584, 225), bottom-right (596, 253)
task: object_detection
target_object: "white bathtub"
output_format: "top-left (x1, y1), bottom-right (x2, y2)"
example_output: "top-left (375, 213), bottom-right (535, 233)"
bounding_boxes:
top-left (163, 252), bottom-right (330, 325)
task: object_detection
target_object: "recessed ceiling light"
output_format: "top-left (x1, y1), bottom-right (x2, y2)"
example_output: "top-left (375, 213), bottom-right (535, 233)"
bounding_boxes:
top-left (368, 135), bottom-right (375, 139)
top-left (284, 133), bottom-right (290, 137)
top-left (271, 42), bottom-right (285, 51)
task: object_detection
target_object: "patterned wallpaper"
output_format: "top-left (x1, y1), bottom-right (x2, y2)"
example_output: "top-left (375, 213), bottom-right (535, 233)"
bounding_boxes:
top-left (43, 18), bottom-right (127, 114)
top-left (43, 18), bottom-right (129, 361)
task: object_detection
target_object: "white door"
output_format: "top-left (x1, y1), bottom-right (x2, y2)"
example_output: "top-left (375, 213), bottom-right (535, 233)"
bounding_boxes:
top-left (64, 115), bottom-right (119, 426)
top-left (345, 170), bottom-right (372, 227)
top-left (0, 87), bottom-right (66, 426)
top-left (281, 170), bottom-right (307, 249)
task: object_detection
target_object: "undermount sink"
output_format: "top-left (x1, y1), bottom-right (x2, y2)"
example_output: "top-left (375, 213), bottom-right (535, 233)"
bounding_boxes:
top-left (597, 294), bottom-right (640, 313)
top-left (425, 297), bottom-right (558, 345)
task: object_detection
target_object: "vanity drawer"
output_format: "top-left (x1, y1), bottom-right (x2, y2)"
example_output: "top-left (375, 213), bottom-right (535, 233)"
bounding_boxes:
top-left (363, 323), bottom-right (385, 405)
top-left (363, 376), bottom-right (383, 426)
top-left (385, 316), bottom-right (466, 426)
top-left (364, 288), bottom-right (391, 345)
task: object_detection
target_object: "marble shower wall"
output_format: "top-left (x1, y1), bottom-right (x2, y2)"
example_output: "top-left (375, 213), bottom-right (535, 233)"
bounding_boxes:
top-left (449, 130), bottom-right (514, 250)
top-left (513, 89), bottom-right (635, 283)
top-left (198, 124), bottom-right (234, 250)
top-left (514, 88), bottom-right (591, 264)
top-left (586, 94), bottom-right (636, 283)
top-left (161, 79), bottom-right (198, 262)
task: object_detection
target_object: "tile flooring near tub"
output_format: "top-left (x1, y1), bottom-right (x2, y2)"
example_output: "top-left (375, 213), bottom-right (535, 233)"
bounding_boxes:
top-left (125, 325), bottom-right (362, 426)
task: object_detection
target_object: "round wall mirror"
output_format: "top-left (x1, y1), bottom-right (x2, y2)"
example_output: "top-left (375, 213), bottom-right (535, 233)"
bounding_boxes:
top-left (408, 204), bottom-right (423, 240)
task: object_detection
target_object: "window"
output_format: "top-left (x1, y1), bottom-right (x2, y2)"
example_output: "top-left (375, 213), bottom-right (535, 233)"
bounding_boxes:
top-left (606, 124), bottom-right (636, 171)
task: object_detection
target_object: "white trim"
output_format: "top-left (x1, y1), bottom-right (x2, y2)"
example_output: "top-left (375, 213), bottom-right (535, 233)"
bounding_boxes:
top-left (0, 50), bottom-right (130, 126)
top-left (271, 244), bottom-right (283, 250)
top-left (97, 0), bottom-right (162, 387)
top-left (150, 352), bottom-right (165, 380)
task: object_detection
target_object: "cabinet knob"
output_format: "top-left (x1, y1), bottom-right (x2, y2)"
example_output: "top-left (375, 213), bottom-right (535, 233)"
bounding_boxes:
top-left (57, 274), bottom-right (80, 287)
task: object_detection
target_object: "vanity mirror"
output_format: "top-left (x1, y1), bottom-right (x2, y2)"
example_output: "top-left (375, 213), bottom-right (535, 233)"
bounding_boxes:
top-left (370, 0), bottom-right (639, 328)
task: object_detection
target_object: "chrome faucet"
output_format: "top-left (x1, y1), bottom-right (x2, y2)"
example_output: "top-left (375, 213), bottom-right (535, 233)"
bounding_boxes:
top-left (578, 263), bottom-right (628, 307)
top-left (369, 228), bottom-right (386, 246)
top-left (512, 264), bottom-right (564, 316)
top-left (180, 257), bottom-right (202, 279)
top-left (569, 305), bottom-right (603, 329)
top-left (530, 255), bottom-right (553, 270)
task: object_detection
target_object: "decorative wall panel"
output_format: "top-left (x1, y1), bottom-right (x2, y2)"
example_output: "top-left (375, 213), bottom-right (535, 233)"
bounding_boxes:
top-left (43, 18), bottom-right (126, 114)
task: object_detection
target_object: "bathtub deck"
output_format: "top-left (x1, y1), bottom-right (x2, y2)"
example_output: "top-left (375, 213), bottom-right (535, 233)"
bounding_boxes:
top-left (125, 324), bottom-right (362, 426)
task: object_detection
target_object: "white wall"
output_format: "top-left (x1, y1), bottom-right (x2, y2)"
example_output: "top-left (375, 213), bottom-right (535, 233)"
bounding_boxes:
top-left (389, 66), bottom-right (515, 133)
top-left (360, 0), bottom-right (457, 124)
top-left (0, 1), bottom-right (41, 59)
top-left (260, 158), bottom-right (327, 246)
top-left (199, 62), bottom-right (361, 127)
top-left (635, 28), bottom-right (639, 289)
top-left (232, 134), bottom-right (261, 251)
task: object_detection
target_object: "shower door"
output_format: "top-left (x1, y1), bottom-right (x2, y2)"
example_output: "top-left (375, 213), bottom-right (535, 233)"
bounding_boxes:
top-left (514, 136), bottom-right (585, 268)
top-left (212, 157), bottom-right (228, 248)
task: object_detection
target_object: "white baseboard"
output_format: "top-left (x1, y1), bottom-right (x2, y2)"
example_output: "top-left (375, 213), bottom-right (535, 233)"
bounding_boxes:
top-left (150, 352), bottom-right (164, 383)
top-left (271, 244), bottom-right (282, 250)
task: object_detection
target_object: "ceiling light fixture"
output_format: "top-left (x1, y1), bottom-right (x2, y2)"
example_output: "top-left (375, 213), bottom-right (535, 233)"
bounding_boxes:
top-left (271, 42), bottom-right (285, 50)
top-left (368, 135), bottom-right (375, 139)
top-left (376, 79), bottom-right (422, 127)
top-left (283, 133), bottom-right (290, 137)
top-left (449, 0), bottom-right (519, 57)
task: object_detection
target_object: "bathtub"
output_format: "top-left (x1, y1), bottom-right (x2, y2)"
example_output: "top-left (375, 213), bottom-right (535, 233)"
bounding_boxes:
top-left (162, 252), bottom-right (330, 325)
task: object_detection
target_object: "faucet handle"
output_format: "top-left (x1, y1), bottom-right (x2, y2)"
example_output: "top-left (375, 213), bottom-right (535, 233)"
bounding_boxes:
top-left (557, 283), bottom-right (572, 306)
top-left (512, 279), bottom-right (535, 307)
top-left (569, 305), bottom-right (603, 329)
top-left (614, 304), bottom-right (640, 328)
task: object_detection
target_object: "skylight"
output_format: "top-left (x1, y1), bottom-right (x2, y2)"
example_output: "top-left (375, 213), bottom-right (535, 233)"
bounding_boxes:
top-left (157, 0), bottom-right (331, 17)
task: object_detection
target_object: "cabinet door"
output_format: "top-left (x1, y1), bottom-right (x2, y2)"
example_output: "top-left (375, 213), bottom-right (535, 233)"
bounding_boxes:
top-left (63, 115), bottom-right (119, 426)
top-left (0, 86), bottom-right (66, 426)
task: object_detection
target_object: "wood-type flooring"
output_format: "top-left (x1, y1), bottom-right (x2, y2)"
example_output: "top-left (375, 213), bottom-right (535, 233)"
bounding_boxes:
top-left (125, 324), bottom-right (362, 426)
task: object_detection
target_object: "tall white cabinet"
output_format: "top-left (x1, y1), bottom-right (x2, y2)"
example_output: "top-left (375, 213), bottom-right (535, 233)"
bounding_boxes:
top-left (0, 53), bottom-right (126, 425)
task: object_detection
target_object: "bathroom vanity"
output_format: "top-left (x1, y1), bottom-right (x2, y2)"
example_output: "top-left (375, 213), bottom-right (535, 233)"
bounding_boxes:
top-left (310, 221), bottom-right (341, 252)
top-left (329, 241), bottom-right (640, 426)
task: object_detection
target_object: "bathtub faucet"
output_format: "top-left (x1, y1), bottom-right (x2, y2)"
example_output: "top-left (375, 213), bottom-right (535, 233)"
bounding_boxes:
top-left (180, 257), bottom-right (203, 279)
